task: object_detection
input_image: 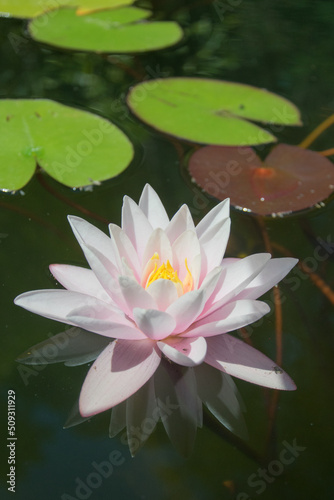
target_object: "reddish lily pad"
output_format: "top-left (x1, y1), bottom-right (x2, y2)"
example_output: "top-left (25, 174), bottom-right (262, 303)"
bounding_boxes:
top-left (188, 144), bottom-right (334, 216)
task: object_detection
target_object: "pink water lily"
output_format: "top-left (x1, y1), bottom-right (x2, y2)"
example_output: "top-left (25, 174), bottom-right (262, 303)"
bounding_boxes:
top-left (15, 184), bottom-right (296, 451)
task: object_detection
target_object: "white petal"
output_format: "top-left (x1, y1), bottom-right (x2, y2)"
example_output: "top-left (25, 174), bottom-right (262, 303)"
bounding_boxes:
top-left (68, 306), bottom-right (146, 340)
top-left (190, 253), bottom-right (202, 290)
top-left (165, 204), bottom-right (196, 244)
top-left (202, 253), bottom-right (272, 317)
top-left (195, 198), bottom-right (230, 238)
top-left (235, 257), bottom-right (298, 300)
top-left (121, 196), bottom-right (153, 263)
top-left (75, 244), bottom-right (127, 311)
top-left (205, 334), bottom-right (296, 390)
top-left (68, 215), bottom-right (122, 271)
top-left (79, 339), bottom-right (161, 417)
top-left (172, 230), bottom-right (201, 281)
top-left (133, 308), bottom-right (176, 340)
top-left (108, 224), bottom-right (141, 281)
top-left (141, 227), bottom-right (173, 269)
top-left (146, 279), bottom-right (179, 310)
top-left (166, 290), bottom-right (206, 333)
top-left (14, 289), bottom-right (109, 326)
top-left (49, 264), bottom-right (111, 302)
top-left (199, 218), bottom-right (231, 278)
top-left (119, 276), bottom-right (157, 315)
top-left (183, 299), bottom-right (270, 337)
top-left (138, 184), bottom-right (170, 229)
top-left (158, 336), bottom-right (207, 367)
top-left (199, 266), bottom-right (222, 299)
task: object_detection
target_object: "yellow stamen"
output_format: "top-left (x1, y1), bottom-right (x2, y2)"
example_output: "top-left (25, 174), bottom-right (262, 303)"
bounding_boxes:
top-left (183, 259), bottom-right (193, 293)
top-left (147, 260), bottom-right (182, 288)
top-left (145, 253), bottom-right (193, 295)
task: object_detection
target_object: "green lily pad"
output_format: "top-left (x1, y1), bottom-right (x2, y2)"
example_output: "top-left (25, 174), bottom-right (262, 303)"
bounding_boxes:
top-left (0, 0), bottom-right (134, 19)
top-left (0, 99), bottom-right (134, 191)
top-left (29, 7), bottom-right (183, 53)
top-left (126, 78), bottom-right (302, 146)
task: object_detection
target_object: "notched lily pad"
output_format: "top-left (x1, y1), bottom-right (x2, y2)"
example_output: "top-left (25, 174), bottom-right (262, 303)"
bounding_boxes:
top-left (188, 144), bottom-right (334, 216)
top-left (0, 0), bottom-right (134, 19)
top-left (29, 7), bottom-right (183, 53)
top-left (0, 99), bottom-right (134, 191)
top-left (127, 78), bottom-right (302, 146)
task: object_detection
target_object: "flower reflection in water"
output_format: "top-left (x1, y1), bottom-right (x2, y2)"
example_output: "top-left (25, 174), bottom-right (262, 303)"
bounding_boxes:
top-left (15, 185), bottom-right (297, 456)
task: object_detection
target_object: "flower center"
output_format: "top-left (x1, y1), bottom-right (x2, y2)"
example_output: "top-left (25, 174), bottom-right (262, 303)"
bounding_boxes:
top-left (144, 252), bottom-right (193, 295)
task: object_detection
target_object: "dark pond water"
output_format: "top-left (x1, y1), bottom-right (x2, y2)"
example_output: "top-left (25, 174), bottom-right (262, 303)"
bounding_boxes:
top-left (1, 1), bottom-right (334, 499)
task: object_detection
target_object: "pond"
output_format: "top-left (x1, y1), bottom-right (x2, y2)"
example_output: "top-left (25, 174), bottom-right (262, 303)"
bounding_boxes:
top-left (1, 1), bottom-right (334, 499)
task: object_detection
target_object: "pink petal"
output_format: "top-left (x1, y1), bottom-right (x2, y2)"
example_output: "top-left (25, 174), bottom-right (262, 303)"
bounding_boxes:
top-left (195, 198), bottom-right (230, 239)
top-left (76, 243), bottom-right (127, 312)
top-left (49, 264), bottom-right (111, 302)
top-left (199, 218), bottom-right (231, 279)
top-left (199, 266), bottom-right (222, 300)
top-left (138, 184), bottom-right (170, 229)
top-left (171, 230), bottom-right (201, 282)
top-left (190, 253), bottom-right (202, 290)
top-left (165, 204), bottom-right (196, 244)
top-left (202, 253), bottom-right (271, 317)
top-left (141, 228), bottom-right (173, 270)
top-left (119, 276), bottom-right (157, 315)
top-left (235, 257), bottom-right (298, 300)
top-left (67, 306), bottom-right (146, 340)
top-left (108, 224), bottom-right (141, 281)
top-left (158, 336), bottom-right (207, 367)
top-left (68, 215), bottom-right (122, 271)
top-left (121, 196), bottom-right (153, 263)
top-left (79, 339), bottom-right (161, 417)
top-left (183, 299), bottom-right (270, 337)
top-left (166, 290), bottom-right (206, 333)
top-left (14, 289), bottom-right (109, 326)
top-left (205, 334), bottom-right (296, 390)
top-left (133, 308), bottom-right (176, 339)
top-left (146, 279), bottom-right (179, 310)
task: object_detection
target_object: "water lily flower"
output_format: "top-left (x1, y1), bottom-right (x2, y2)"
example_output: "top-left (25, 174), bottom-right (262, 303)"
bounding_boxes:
top-left (15, 184), bottom-right (297, 455)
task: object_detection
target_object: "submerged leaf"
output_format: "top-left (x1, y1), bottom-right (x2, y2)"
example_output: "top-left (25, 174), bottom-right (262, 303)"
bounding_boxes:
top-left (154, 358), bottom-right (198, 457)
top-left (29, 7), bottom-right (183, 53)
top-left (0, 99), bottom-right (134, 191)
top-left (188, 144), bottom-right (334, 216)
top-left (0, 0), bottom-right (134, 19)
top-left (16, 328), bottom-right (110, 366)
top-left (195, 363), bottom-right (247, 439)
top-left (127, 78), bottom-right (301, 146)
top-left (126, 377), bottom-right (157, 456)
